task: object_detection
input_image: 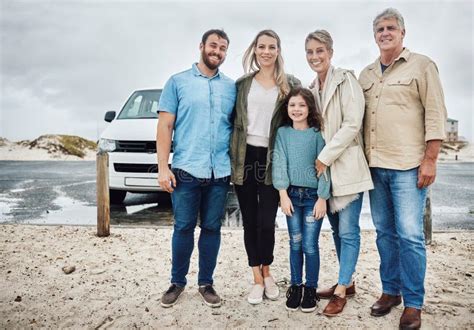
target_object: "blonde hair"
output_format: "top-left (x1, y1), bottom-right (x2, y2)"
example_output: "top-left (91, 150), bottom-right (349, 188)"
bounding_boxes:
top-left (305, 29), bottom-right (334, 53)
top-left (242, 30), bottom-right (289, 98)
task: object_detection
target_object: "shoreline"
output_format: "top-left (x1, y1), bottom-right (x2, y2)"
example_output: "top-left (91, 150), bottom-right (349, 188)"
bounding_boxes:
top-left (1, 158), bottom-right (473, 164)
top-left (2, 221), bottom-right (472, 233)
top-left (1, 142), bottom-right (472, 163)
top-left (1, 225), bottom-right (472, 328)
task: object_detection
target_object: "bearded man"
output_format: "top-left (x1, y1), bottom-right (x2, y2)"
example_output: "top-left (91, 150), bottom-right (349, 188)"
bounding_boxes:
top-left (157, 29), bottom-right (236, 308)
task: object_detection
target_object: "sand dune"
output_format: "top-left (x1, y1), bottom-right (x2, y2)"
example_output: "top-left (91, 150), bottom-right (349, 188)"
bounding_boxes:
top-left (0, 136), bottom-right (96, 161)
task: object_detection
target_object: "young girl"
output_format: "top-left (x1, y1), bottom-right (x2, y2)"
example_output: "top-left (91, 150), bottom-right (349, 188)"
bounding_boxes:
top-left (272, 87), bottom-right (330, 312)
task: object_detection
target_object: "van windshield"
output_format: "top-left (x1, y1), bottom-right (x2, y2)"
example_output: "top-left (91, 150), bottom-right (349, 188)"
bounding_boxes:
top-left (117, 90), bottom-right (162, 119)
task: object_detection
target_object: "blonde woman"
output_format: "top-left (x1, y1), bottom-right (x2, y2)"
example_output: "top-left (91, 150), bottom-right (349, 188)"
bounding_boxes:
top-left (230, 30), bottom-right (300, 305)
top-left (305, 30), bottom-right (373, 316)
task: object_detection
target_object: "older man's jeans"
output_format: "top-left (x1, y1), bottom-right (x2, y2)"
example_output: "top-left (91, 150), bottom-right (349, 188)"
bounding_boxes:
top-left (327, 193), bottom-right (363, 286)
top-left (286, 186), bottom-right (324, 288)
top-left (369, 167), bottom-right (427, 309)
top-left (170, 169), bottom-right (230, 287)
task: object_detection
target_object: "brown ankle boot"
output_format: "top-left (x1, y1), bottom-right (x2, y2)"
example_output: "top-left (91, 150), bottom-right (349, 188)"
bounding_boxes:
top-left (370, 293), bottom-right (402, 316)
top-left (399, 307), bottom-right (421, 329)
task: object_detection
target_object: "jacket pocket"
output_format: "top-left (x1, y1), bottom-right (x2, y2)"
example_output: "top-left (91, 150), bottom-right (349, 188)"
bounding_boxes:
top-left (331, 145), bottom-right (366, 188)
top-left (387, 77), bottom-right (414, 86)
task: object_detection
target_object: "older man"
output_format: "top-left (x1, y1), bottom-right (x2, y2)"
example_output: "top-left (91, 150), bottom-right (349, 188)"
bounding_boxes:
top-left (359, 8), bottom-right (447, 329)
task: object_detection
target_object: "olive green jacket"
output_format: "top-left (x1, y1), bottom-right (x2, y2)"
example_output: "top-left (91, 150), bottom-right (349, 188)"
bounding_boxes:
top-left (230, 73), bottom-right (301, 185)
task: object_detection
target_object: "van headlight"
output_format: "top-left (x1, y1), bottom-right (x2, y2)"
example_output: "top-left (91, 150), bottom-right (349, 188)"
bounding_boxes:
top-left (98, 138), bottom-right (116, 152)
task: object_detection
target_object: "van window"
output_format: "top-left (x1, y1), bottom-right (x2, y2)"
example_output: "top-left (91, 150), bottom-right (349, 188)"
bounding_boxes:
top-left (118, 90), bottom-right (162, 119)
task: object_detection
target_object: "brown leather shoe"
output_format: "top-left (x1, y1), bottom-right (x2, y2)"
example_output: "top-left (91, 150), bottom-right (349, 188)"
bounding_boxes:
top-left (318, 282), bottom-right (356, 299)
top-left (322, 295), bottom-right (347, 316)
top-left (370, 293), bottom-right (402, 316)
top-left (399, 307), bottom-right (421, 329)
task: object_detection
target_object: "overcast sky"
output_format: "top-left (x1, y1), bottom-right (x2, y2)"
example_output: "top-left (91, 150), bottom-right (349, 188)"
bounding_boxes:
top-left (1, 0), bottom-right (472, 142)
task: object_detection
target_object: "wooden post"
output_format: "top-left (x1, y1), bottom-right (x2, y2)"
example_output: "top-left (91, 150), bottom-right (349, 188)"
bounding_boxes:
top-left (423, 188), bottom-right (432, 245)
top-left (96, 151), bottom-right (110, 237)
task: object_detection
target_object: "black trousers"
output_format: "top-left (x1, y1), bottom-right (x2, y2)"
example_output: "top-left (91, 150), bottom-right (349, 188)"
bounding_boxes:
top-left (235, 144), bottom-right (279, 267)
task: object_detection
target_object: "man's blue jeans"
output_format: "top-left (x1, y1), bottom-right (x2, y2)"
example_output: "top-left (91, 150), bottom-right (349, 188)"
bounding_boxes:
top-left (170, 169), bottom-right (230, 287)
top-left (327, 192), bottom-right (363, 286)
top-left (369, 167), bottom-right (427, 309)
top-left (286, 186), bottom-right (324, 288)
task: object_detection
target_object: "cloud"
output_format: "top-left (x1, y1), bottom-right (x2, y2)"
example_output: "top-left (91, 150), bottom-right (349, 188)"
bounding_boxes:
top-left (1, 0), bottom-right (472, 141)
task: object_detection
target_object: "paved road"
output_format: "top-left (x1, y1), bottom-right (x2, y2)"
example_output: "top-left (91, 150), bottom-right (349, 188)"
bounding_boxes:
top-left (0, 161), bottom-right (473, 230)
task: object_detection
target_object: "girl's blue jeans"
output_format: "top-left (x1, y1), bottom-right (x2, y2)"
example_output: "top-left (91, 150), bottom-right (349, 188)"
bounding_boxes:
top-left (286, 186), bottom-right (323, 288)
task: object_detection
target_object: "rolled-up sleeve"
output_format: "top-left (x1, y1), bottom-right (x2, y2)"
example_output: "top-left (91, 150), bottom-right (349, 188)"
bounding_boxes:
top-left (419, 61), bottom-right (447, 141)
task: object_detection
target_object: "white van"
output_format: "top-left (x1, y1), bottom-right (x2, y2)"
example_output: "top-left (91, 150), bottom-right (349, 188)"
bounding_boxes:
top-left (98, 89), bottom-right (171, 204)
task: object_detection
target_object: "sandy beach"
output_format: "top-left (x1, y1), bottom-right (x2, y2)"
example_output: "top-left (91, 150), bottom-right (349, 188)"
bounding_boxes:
top-left (1, 225), bottom-right (472, 329)
top-left (439, 147), bottom-right (474, 163)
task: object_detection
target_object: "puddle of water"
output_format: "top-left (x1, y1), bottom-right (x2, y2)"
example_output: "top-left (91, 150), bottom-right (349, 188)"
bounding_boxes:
top-left (62, 180), bottom-right (96, 188)
top-left (274, 208), bottom-right (375, 230)
top-left (433, 206), bottom-right (470, 213)
top-left (26, 193), bottom-right (97, 225)
top-left (1, 185), bottom-right (468, 229)
top-left (10, 188), bottom-right (26, 193)
top-left (0, 194), bottom-right (21, 221)
top-left (126, 203), bottom-right (159, 215)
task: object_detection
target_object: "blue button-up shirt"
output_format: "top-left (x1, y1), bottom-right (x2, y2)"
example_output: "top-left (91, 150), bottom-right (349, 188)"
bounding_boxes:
top-left (158, 63), bottom-right (236, 179)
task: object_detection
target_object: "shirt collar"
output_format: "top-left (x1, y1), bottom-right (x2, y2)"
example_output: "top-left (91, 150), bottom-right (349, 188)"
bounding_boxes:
top-left (192, 63), bottom-right (221, 79)
top-left (394, 47), bottom-right (411, 62)
top-left (370, 47), bottom-right (411, 71)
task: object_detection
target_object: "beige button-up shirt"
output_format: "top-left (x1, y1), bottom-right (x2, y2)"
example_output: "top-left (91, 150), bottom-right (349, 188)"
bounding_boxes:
top-left (359, 48), bottom-right (447, 170)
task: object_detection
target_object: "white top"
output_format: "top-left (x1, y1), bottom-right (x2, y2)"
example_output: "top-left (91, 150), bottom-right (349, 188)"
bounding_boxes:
top-left (246, 78), bottom-right (278, 147)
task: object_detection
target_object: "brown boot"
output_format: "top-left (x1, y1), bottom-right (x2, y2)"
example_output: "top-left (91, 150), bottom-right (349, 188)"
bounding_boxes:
top-left (399, 307), bottom-right (421, 329)
top-left (318, 282), bottom-right (356, 299)
top-left (370, 293), bottom-right (402, 316)
top-left (322, 295), bottom-right (347, 317)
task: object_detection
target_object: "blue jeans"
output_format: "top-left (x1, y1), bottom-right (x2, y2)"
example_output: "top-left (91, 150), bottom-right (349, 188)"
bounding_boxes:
top-left (286, 186), bottom-right (323, 288)
top-left (327, 192), bottom-right (363, 286)
top-left (170, 169), bottom-right (230, 287)
top-left (369, 167), bottom-right (427, 309)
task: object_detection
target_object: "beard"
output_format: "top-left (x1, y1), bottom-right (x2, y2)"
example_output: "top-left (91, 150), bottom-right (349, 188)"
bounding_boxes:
top-left (201, 49), bottom-right (223, 70)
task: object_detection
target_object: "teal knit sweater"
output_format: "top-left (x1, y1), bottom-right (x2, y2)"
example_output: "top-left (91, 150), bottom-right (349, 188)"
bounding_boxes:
top-left (272, 126), bottom-right (331, 199)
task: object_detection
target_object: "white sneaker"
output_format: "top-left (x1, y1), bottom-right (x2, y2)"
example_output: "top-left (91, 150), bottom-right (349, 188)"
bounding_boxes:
top-left (247, 284), bottom-right (265, 304)
top-left (264, 276), bottom-right (280, 300)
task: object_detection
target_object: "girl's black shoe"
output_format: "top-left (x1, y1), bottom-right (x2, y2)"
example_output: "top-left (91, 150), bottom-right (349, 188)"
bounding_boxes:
top-left (285, 284), bottom-right (303, 311)
top-left (301, 286), bottom-right (319, 312)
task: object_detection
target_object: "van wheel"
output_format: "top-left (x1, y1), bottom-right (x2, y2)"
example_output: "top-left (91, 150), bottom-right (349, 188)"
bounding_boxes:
top-left (110, 189), bottom-right (126, 204)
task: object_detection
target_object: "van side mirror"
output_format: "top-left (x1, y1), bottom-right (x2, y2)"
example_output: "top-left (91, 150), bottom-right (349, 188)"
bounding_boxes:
top-left (104, 111), bottom-right (116, 122)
